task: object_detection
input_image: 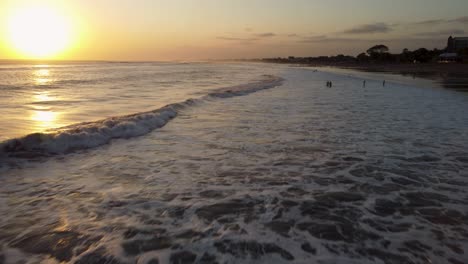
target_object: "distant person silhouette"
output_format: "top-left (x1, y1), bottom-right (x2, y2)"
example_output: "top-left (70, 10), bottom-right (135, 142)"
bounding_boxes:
top-left (383, 80), bottom-right (386, 87)
top-left (363, 80), bottom-right (366, 87)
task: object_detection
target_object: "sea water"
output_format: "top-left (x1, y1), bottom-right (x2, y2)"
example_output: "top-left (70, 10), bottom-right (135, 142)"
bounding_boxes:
top-left (0, 62), bottom-right (467, 264)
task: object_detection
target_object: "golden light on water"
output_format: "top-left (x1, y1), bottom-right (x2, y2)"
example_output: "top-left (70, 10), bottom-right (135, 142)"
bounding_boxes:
top-left (34, 69), bottom-right (50, 77)
top-left (30, 110), bottom-right (60, 132)
top-left (35, 78), bottom-right (51, 86)
top-left (28, 66), bottom-right (64, 131)
top-left (31, 91), bottom-right (61, 131)
top-left (33, 91), bottom-right (54, 102)
top-left (33, 68), bottom-right (52, 85)
top-left (32, 110), bottom-right (57, 123)
top-left (6, 5), bottom-right (75, 59)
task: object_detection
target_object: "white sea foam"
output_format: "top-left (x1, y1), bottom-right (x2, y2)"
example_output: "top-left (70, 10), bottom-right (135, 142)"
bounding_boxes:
top-left (1, 66), bottom-right (468, 263)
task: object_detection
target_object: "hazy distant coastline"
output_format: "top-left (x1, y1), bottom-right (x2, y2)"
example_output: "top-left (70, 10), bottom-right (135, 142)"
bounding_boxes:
top-left (243, 57), bottom-right (468, 91)
top-left (289, 61), bottom-right (468, 76)
top-left (307, 62), bottom-right (468, 79)
top-left (252, 59), bottom-right (468, 91)
top-left (249, 40), bottom-right (468, 90)
top-left (320, 63), bottom-right (468, 91)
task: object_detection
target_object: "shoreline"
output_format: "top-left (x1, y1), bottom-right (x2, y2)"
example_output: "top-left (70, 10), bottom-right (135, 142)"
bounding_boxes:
top-left (303, 63), bottom-right (468, 91)
top-left (318, 63), bottom-right (468, 77)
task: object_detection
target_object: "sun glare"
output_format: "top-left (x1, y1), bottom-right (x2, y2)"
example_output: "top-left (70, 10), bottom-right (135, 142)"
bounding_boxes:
top-left (7, 6), bottom-right (73, 59)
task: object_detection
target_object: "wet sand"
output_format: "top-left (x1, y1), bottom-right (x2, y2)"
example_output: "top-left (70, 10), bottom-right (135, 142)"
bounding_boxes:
top-left (315, 63), bottom-right (468, 91)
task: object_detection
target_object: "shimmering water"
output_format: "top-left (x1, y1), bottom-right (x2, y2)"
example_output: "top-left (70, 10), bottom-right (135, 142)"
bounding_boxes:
top-left (1, 63), bottom-right (468, 264)
top-left (0, 62), bottom-right (277, 141)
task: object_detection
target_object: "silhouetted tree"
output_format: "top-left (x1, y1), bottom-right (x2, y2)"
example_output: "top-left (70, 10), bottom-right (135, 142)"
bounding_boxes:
top-left (259, 44), bottom-right (448, 65)
top-left (366, 45), bottom-right (389, 55)
top-left (398, 48), bottom-right (413, 63)
top-left (412, 48), bottom-right (431, 63)
top-left (357, 52), bottom-right (370, 62)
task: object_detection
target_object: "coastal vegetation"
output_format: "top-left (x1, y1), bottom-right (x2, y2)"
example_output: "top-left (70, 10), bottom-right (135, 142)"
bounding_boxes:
top-left (260, 45), bottom-right (468, 65)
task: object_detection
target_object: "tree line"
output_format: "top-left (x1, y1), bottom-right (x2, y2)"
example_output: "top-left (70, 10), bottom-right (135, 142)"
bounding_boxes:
top-left (357, 45), bottom-right (444, 63)
top-left (260, 44), bottom-right (468, 65)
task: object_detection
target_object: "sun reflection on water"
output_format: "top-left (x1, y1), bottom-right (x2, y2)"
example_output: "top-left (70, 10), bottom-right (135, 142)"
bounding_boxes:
top-left (32, 110), bottom-right (57, 123)
top-left (34, 69), bottom-right (50, 76)
top-left (34, 91), bottom-right (54, 102)
top-left (31, 110), bottom-right (59, 131)
top-left (30, 90), bottom-right (62, 131)
top-left (33, 67), bottom-right (52, 85)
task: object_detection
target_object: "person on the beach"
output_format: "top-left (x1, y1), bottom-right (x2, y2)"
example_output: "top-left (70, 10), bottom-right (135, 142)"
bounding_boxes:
top-left (363, 80), bottom-right (366, 87)
top-left (383, 80), bottom-right (386, 86)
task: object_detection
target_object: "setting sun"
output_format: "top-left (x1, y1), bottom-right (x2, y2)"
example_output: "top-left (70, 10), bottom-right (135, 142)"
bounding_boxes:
top-left (7, 5), bottom-right (73, 59)
top-left (1, 1), bottom-right (468, 264)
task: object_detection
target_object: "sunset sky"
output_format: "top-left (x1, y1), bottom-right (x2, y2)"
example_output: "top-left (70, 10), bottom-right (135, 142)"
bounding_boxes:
top-left (1, 0), bottom-right (467, 61)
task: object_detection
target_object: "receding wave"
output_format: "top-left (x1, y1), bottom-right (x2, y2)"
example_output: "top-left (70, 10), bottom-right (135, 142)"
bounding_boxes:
top-left (0, 75), bottom-right (284, 158)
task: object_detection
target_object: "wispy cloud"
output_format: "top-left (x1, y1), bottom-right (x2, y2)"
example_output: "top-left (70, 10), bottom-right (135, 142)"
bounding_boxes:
top-left (415, 29), bottom-right (465, 37)
top-left (343, 23), bottom-right (392, 34)
top-left (297, 35), bottom-right (445, 45)
top-left (216, 32), bottom-right (276, 43)
top-left (298, 35), bottom-right (368, 43)
top-left (413, 19), bottom-right (446, 26)
top-left (298, 35), bottom-right (327, 43)
top-left (255, 32), bottom-right (276, 38)
top-left (413, 16), bottom-right (468, 25)
top-left (216, 36), bottom-right (259, 45)
top-left (216, 36), bottom-right (258, 41)
top-left (449, 16), bottom-right (468, 23)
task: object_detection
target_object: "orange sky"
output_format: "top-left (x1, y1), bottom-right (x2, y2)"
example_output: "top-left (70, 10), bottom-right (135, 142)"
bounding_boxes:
top-left (1, 0), bottom-right (467, 61)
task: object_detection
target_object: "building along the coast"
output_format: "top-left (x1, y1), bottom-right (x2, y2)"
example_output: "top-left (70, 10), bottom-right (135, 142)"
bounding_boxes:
top-left (439, 36), bottom-right (468, 62)
top-left (447, 36), bottom-right (468, 52)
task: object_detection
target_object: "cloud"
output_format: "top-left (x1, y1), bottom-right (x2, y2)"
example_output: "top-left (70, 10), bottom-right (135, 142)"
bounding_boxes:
top-left (255, 32), bottom-right (276, 38)
top-left (413, 16), bottom-right (468, 26)
top-left (298, 35), bottom-right (368, 43)
top-left (450, 16), bottom-right (468, 23)
top-left (297, 35), bottom-right (446, 45)
top-left (216, 32), bottom-right (276, 43)
top-left (415, 29), bottom-right (465, 37)
top-left (216, 36), bottom-right (259, 45)
top-left (244, 27), bottom-right (253, 32)
top-left (343, 23), bottom-right (392, 34)
top-left (413, 19), bottom-right (446, 25)
top-left (298, 35), bottom-right (327, 43)
top-left (217, 36), bottom-right (258, 42)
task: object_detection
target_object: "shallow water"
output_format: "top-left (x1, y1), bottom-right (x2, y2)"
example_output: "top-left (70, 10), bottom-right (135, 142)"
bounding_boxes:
top-left (0, 62), bottom-right (277, 141)
top-left (1, 64), bottom-right (468, 264)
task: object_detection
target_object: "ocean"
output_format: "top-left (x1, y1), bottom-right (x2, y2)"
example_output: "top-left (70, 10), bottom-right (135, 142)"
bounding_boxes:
top-left (0, 62), bottom-right (467, 264)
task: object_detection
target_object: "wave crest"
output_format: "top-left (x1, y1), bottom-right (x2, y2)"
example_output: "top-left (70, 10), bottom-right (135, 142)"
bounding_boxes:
top-left (0, 75), bottom-right (284, 158)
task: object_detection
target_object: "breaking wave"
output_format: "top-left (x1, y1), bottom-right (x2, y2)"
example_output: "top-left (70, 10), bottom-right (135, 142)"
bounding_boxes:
top-left (0, 75), bottom-right (284, 158)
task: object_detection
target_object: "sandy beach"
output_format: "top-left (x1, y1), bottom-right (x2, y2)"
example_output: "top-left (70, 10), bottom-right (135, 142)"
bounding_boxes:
top-left (307, 63), bottom-right (468, 91)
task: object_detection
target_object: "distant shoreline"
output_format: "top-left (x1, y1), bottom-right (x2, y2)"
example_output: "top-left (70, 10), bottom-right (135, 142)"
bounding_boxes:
top-left (276, 62), bottom-right (468, 91)
top-left (310, 63), bottom-right (468, 79)
top-left (330, 63), bottom-right (468, 91)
